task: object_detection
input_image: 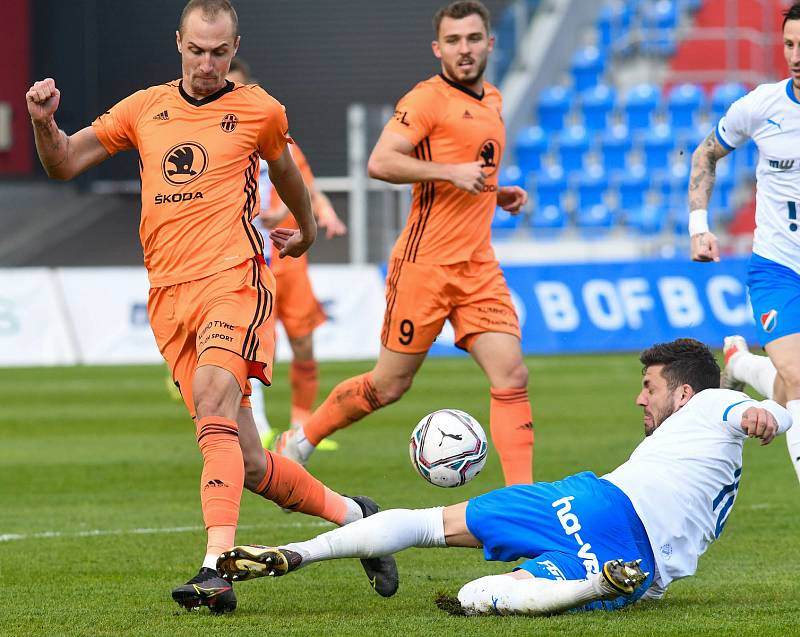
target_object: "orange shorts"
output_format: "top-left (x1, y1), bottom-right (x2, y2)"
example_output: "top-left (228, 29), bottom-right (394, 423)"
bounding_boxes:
top-left (148, 257), bottom-right (276, 416)
top-left (274, 262), bottom-right (327, 339)
top-left (381, 258), bottom-right (521, 354)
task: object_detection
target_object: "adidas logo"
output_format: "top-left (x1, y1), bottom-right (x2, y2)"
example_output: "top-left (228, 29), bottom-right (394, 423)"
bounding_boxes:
top-left (152, 110), bottom-right (169, 120)
top-left (203, 479), bottom-right (226, 490)
top-left (462, 109), bottom-right (473, 119)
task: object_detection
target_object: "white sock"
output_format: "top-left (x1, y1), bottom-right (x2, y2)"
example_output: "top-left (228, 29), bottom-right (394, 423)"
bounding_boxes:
top-left (457, 572), bottom-right (618, 616)
top-left (249, 383), bottom-right (272, 440)
top-left (284, 507), bottom-right (445, 566)
top-left (295, 426), bottom-right (316, 459)
top-left (202, 553), bottom-right (219, 570)
top-left (729, 352), bottom-right (777, 398)
top-left (343, 498), bottom-right (364, 525)
top-left (785, 400), bottom-right (800, 484)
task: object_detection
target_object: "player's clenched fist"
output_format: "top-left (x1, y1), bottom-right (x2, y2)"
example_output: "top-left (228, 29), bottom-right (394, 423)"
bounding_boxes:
top-left (26, 78), bottom-right (61, 122)
top-left (690, 231), bottom-right (720, 263)
top-left (448, 161), bottom-right (486, 194)
top-left (740, 406), bottom-right (778, 445)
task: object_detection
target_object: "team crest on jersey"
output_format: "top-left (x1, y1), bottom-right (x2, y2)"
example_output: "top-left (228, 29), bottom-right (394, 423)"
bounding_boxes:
top-left (760, 309), bottom-right (778, 333)
top-left (220, 113), bottom-right (238, 132)
top-left (477, 139), bottom-right (500, 176)
top-left (161, 142), bottom-right (208, 186)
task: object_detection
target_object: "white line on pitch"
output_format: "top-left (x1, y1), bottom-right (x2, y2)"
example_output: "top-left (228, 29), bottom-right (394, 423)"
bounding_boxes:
top-left (0, 520), bottom-right (333, 543)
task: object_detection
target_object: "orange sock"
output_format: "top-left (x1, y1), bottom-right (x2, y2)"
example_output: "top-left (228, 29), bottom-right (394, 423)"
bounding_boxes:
top-left (255, 449), bottom-right (348, 524)
top-left (490, 388), bottom-right (534, 486)
top-left (303, 373), bottom-right (382, 445)
top-left (290, 359), bottom-right (319, 425)
top-left (196, 416), bottom-right (244, 535)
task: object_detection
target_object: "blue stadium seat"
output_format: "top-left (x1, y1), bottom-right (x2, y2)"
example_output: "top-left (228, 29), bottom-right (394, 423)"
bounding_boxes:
top-left (658, 163), bottom-right (690, 209)
top-left (667, 83), bottom-right (704, 131)
top-left (670, 207), bottom-right (690, 235)
top-left (537, 86), bottom-right (574, 132)
top-left (533, 167), bottom-right (568, 209)
top-left (640, 1), bottom-right (678, 57)
top-left (575, 203), bottom-right (615, 235)
top-left (530, 204), bottom-right (567, 235)
top-left (491, 207), bottom-right (523, 233)
top-left (710, 162), bottom-right (736, 216)
top-left (576, 166), bottom-right (608, 208)
top-left (643, 124), bottom-right (674, 173)
top-left (597, 3), bottom-right (633, 56)
top-left (514, 126), bottom-right (548, 174)
top-left (599, 125), bottom-right (633, 175)
top-left (581, 84), bottom-right (616, 132)
top-left (498, 164), bottom-right (525, 188)
top-left (625, 84), bottom-right (661, 130)
top-left (617, 167), bottom-right (649, 209)
top-left (571, 46), bottom-right (605, 90)
top-left (556, 126), bottom-right (591, 173)
top-left (625, 205), bottom-right (665, 235)
top-left (710, 82), bottom-right (747, 122)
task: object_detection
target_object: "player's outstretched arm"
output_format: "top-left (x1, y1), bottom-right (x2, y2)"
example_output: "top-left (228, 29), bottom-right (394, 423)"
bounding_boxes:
top-left (267, 146), bottom-right (316, 258)
top-left (368, 130), bottom-right (486, 194)
top-left (26, 78), bottom-right (109, 180)
top-left (687, 131), bottom-right (731, 262)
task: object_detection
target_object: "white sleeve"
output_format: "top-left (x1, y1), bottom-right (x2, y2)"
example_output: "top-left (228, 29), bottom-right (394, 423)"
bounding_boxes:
top-left (716, 92), bottom-right (755, 150)
top-left (722, 398), bottom-right (792, 435)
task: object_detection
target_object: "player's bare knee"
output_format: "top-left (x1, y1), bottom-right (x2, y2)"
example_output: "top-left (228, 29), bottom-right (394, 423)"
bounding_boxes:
top-left (777, 361), bottom-right (800, 392)
top-left (376, 374), bottom-right (413, 404)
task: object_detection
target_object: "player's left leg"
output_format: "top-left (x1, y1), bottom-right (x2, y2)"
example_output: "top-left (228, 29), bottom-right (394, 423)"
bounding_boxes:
top-left (451, 559), bottom-right (647, 616)
top-left (469, 332), bottom-right (533, 485)
top-left (451, 261), bottom-right (532, 485)
top-left (765, 333), bottom-right (800, 483)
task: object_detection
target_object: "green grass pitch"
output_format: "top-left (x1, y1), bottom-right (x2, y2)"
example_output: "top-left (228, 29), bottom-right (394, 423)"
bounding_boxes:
top-left (1, 354), bottom-right (798, 636)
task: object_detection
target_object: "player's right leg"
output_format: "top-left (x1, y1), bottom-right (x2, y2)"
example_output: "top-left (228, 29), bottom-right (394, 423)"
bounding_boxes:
top-left (217, 502), bottom-right (462, 598)
top-left (276, 258), bottom-right (446, 465)
top-left (765, 333), bottom-right (800, 483)
top-left (277, 345), bottom-right (428, 465)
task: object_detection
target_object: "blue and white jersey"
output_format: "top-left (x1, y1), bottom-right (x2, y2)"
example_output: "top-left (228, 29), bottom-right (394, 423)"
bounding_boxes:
top-left (603, 388), bottom-right (791, 591)
top-left (716, 79), bottom-right (800, 274)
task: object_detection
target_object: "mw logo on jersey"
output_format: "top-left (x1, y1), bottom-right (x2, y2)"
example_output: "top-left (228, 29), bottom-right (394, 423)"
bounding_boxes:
top-left (161, 142), bottom-right (208, 186)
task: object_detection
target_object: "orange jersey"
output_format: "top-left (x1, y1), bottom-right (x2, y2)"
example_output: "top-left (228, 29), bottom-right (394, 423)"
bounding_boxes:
top-left (385, 74), bottom-right (505, 265)
top-left (262, 143), bottom-right (315, 272)
top-left (92, 80), bottom-right (291, 287)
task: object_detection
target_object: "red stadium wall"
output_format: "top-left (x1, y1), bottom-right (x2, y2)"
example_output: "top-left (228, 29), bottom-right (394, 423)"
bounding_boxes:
top-left (0, 0), bottom-right (32, 176)
top-left (667, 0), bottom-right (789, 91)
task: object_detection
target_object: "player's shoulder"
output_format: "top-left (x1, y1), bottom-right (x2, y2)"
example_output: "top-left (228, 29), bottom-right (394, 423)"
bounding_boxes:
top-left (401, 75), bottom-right (446, 101)
top-left (737, 80), bottom-right (788, 110)
top-left (686, 387), bottom-right (753, 415)
top-left (229, 82), bottom-right (283, 109)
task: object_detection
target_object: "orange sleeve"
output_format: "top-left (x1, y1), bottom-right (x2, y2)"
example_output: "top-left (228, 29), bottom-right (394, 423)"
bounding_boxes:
top-left (91, 90), bottom-right (145, 155)
top-left (256, 95), bottom-right (292, 162)
top-left (384, 86), bottom-right (441, 146)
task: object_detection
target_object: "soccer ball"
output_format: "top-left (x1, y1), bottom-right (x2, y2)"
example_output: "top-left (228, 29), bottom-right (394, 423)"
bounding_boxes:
top-left (409, 409), bottom-right (488, 487)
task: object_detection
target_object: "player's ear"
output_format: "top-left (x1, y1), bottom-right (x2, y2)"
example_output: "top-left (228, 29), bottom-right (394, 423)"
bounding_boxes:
top-left (432, 40), bottom-right (442, 59)
top-left (233, 35), bottom-right (240, 53)
top-left (176, 30), bottom-right (182, 54)
top-left (677, 383), bottom-right (694, 408)
top-left (487, 34), bottom-right (495, 53)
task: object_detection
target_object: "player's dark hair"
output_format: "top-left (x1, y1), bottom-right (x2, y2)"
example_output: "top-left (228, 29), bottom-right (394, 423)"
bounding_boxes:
top-left (179, 0), bottom-right (239, 38)
top-left (228, 57), bottom-right (251, 82)
top-left (784, 2), bottom-right (800, 29)
top-left (639, 338), bottom-right (720, 393)
top-left (433, 1), bottom-right (491, 37)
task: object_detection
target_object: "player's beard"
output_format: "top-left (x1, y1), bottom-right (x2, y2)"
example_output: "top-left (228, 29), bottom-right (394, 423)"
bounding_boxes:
top-left (443, 54), bottom-right (487, 87)
top-left (644, 404), bottom-right (675, 436)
